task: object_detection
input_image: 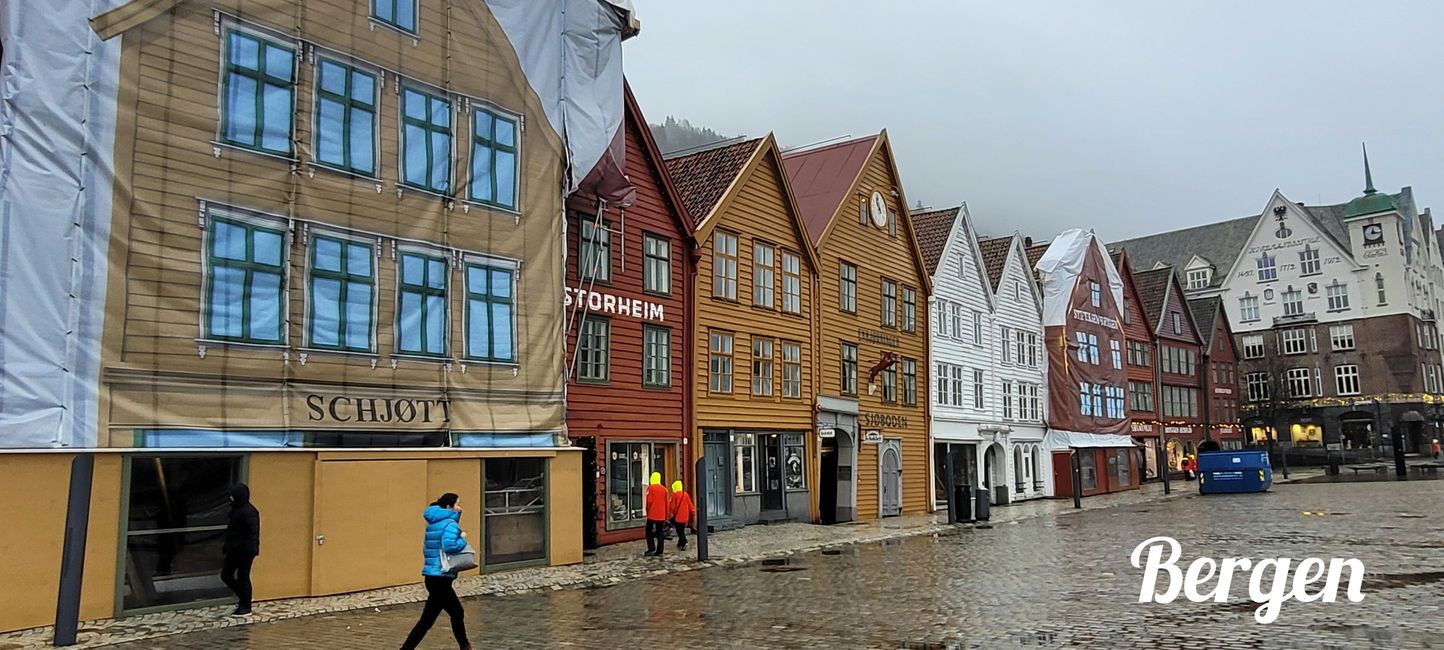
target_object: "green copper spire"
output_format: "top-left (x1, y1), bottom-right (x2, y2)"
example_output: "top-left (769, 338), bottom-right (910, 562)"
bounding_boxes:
top-left (1344, 142), bottom-right (1396, 218)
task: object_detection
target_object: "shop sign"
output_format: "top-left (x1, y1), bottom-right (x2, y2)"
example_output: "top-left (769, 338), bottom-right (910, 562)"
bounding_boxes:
top-left (564, 287), bottom-right (666, 322)
top-left (861, 412), bottom-right (908, 429)
top-left (304, 393), bottom-right (451, 424)
top-left (1163, 425), bottom-right (1193, 434)
top-left (858, 329), bottom-right (899, 348)
top-left (1213, 387), bottom-right (1234, 395)
top-left (862, 430), bottom-right (884, 444)
top-left (818, 428), bottom-right (836, 438)
top-left (1130, 421), bottom-right (1156, 434)
top-left (1217, 425), bottom-right (1239, 435)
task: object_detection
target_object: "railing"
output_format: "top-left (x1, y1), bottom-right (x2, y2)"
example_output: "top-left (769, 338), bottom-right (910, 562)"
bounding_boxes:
top-left (1272, 312), bottom-right (1317, 327)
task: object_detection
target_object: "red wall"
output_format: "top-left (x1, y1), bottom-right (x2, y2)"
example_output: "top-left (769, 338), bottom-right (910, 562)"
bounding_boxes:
top-left (1051, 448), bottom-right (1141, 499)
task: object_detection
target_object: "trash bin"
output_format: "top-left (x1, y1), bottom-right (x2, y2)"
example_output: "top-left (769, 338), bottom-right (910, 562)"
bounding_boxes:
top-left (1197, 450), bottom-right (1272, 494)
top-left (951, 483), bottom-right (972, 523)
top-left (974, 487), bottom-right (991, 520)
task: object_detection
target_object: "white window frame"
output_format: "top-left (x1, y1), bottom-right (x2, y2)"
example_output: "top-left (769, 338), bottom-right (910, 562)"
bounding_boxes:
top-left (1334, 364), bottom-right (1360, 396)
top-left (1329, 324), bottom-right (1355, 351)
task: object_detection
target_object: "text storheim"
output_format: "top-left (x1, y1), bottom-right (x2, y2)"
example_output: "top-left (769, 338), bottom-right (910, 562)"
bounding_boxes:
top-left (1130, 536), bottom-right (1364, 623)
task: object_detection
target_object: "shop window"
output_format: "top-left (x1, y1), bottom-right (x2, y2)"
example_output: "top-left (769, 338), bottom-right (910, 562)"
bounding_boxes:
top-left (396, 250), bottom-right (448, 356)
top-left (465, 263), bottom-right (514, 362)
top-left (1080, 452), bottom-right (1097, 490)
top-left (783, 433), bottom-right (805, 490)
top-left (314, 59), bottom-right (377, 176)
top-left (206, 216), bottom-right (286, 344)
top-left (469, 108), bottom-right (518, 209)
top-left (122, 456), bottom-right (244, 612)
top-left (607, 442), bottom-right (652, 528)
top-left (401, 88), bottom-right (452, 194)
top-left (221, 30), bottom-right (295, 155)
top-left (1289, 423), bottom-right (1323, 447)
top-left (484, 458), bottom-right (546, 565)
top-left (733, 433), bottom-right (757, 493)
top-left (371, 0), bottom-right (417, 32)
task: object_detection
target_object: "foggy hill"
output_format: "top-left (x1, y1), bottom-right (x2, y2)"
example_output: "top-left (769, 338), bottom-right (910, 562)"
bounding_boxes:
top-left (649, 116), bottom-right (731, 156)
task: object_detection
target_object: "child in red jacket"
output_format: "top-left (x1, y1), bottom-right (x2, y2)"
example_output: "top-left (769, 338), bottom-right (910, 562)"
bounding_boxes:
top-left (668, 480), bottom-right (695, 552)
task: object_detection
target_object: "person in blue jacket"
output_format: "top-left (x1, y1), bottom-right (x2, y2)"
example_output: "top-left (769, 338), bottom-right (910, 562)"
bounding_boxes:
top-left (401, 493), bottom-right (471, 650)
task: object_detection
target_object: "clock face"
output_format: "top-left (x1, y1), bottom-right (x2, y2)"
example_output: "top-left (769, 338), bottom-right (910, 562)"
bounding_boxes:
top-left (1363, 224), bottom-right (1384, 243)
top-left (870, 192), bottom-right (888, 228)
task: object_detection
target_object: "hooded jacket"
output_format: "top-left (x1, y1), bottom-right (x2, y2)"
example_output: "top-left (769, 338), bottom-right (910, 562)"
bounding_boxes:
top-left (224, 484), bottom-right (261, 557)
top-left (421, 505), bottom-right (468, 577)
top-left (644, 472), bottom-right (669, 522)
top-left (668, 480), bottom-right (694, 525)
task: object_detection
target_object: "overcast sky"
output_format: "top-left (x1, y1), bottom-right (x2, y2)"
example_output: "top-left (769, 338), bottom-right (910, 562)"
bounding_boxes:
top-left (622, 1), bottom-right (1444, 243)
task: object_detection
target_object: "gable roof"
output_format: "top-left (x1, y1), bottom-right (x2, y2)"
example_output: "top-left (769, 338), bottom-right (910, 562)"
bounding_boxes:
top-left (780, 135), bottom-right (879, 245)
top-left (1188, 296), bottom-right (1223, 350)
top-left (910, 206), bottom-right (961, 276)
top-left (623, 81), bottom-right (693, 237)
top-left (663, 138), bottom-right (764, 228)
top-left (977, 236), bottom-right (1013, 291)
top-left (1132, 267), bottom-right (1173, 325)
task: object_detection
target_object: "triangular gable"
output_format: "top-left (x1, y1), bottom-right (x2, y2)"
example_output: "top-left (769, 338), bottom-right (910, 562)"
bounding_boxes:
top-left (1113, 250), bottom-right (1156, 335)
top-left (1157, 271), bottom-right (1204, 345)
top-left (782, 136), bottom-right (878, 246)
top-left (947, 205), bottom-right (999, 312)
top-left (624, 81), bottom-right (694, 239)
top-left (998, 233), bottom-right (1044, 316)
top-left (663, 138), bottom-right (766, 230)
top-left (1217, 189), bottom-right (1361, 287)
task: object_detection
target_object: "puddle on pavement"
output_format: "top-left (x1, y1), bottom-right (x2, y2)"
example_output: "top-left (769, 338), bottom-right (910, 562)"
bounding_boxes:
top-left (821, 549), bottom-right (843, 556)
top-left (1366, 571), bottom-right (1444, 589)
top-left (759, 558), bottom-right (807, 573)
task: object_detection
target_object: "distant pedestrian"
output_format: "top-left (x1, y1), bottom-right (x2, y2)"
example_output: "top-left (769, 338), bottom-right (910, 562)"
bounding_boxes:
top-left (645, 472), bottom-right (669, 556)
top-left (221, 483), bottom-right (260, 616)
top-left (1432, 438), bottom-right (1441, 460)
top-left (668, 480), bottom-right (695, 552)
top-left (402, 493), bottom-right (472, 650)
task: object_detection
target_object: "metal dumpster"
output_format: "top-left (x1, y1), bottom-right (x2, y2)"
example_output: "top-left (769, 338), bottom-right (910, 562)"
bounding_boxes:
top-left (1197, 450), bottom-right (1273, 494)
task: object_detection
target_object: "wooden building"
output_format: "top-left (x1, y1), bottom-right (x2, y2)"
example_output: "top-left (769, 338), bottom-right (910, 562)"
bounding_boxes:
top-left (1188, 296), bottom-right (1245, 448)
top-left (1135, 267), bottom-right (1207, 472)
top-left (564, 85), bottom-right (693, 547)
top-left (1113, 250), bottom-right (1162, 477)
top-left (783, 132), bottom-right (931, 521)
top-left (664, 135), bottom-right (820, 527)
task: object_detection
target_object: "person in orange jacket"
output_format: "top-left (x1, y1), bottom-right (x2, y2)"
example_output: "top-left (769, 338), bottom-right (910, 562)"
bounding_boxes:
top-left (668, 480), bottom-right (695, 552)
top-left (644, 472), bottom-right (669, 557)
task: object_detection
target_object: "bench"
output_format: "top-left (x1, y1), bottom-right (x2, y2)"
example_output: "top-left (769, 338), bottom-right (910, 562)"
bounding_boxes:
top-left (1346, 464), bottom-right (1388, 475)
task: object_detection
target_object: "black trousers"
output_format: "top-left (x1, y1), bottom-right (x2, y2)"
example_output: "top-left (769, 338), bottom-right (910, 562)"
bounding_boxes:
top-left (220, 553), bottom-right (255, 608)
top-left (672, 521), bottom-right (688, 549)
top-left (645, 520), bottom-right (668, 553)
top-left (402, 576), bottom-right (468, 649)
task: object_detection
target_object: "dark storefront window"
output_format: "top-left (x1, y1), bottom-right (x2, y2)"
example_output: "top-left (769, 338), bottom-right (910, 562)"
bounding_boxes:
top-left (1080, 452), bottom-right (1097, 491)
top-left (122, 456), bottom-right (244, 612)
top-left (783, 433), bottom-right (805, 490)
top-left (484, 458), bottom-right (546, 565)
top-left (607, 442), bottom-right (649, 527)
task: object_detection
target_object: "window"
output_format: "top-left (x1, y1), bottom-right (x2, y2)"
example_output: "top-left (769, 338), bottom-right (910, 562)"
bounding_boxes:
top-left (206, 218), bottom-right (286, 343)
top-left (401, 88), bottom-right (452, 193)
top-left (1080, 382), bottom-right (1093, 416)
top-left (952, 366), bottom-right (967, 406)
top-left (1015, 280), bottom-right (1024, 302)
top-left (1028, 333), bottom-right (1040, 367)
top-left (972, 311), bottom-right (983, 345)
top-left (935, 300), bottom-right (950, 338)
top-left (1299, 246), bottom-right (1321, 276)
top-left (1186, 268), bottom-right (1209, 290)
top-left (1330, 324), bottom-right (1355, 351)
top-left (1161, 346), bottom-right (1196, 375)
top-left (1110, 339), bottom-right (1122, 370)
top-left (309, 235), bottom-right (374, 351)
top-left (782, 342), bottom-right (802, 398)
top-left (935, 362), bottom-right (950, 406)
top-left (1080, 452), bottom-right (1097, 491)
top-left (733, 434), bottom-right (757, 493)
top-left (1242, 334), bottom-right (1265, 359)
top-left (973, 369), bottom-right (985, 409)
top-left (902, 358), bottom-right (917, 406)
top-left (784, 433), bottom-right (806, 490)
top-left (1335, 364), bottom-right (1360, 396)
top-left (782, 252), bottom-right (801, 314)
top-left (1107, 385), bottom-right (1125, 419)
top-left (222, 31), bottom-right (295, 155)
top-left (1162, 385), bottom-right (1198, 418)
top-left (1239, 295), bottom-right (1260, 322)
top-left (1002, 326), bottom-right (1014, 364)
top-left (1023, 383), bottom-right (1041, 420)
top-left (1326, 282), bottom-right (1349, 311)
top-left (482, 458), bottom-right (547, 565)
top-left (951, 304), bottom-right (964, 341)
top-left (709, 331), bottom-right (733, 393)
top-left (1286, 368), bottom-right (1311, 397)
top-left (1089, 281), bottom-right (1101, 307)
top-left (888, 208), bottom-right (898, 238)
top-left (121, 456), bottom-right (244, 611)
top-left (713, 232), bottom-right (738, 300)
top-left (464, 263), bottom-right (514, 362)
top-left (576, 316), bottom-right (610, 382)
top-left (1245, 372), bottom-right (1270, 402)
top-left (1001, 382), bottom-right (1014, 419)
top-left (314, 60), bottom-right (377, 175)
top-left (841, 343), bottom-right (858, 395)
top-left (753, 243), bottom-right (776, 309)
top-left (839, 262), bottom-right (857, 313)
top-left (1115, 448), bottom-right (1131, 487)
top-left (1376, 273), bottom-right (1387, 305)
top-left (858, 198), bottom-right (869, 224)
top-left (1281, 328), bottom-right (1308, 355)
top-left (607, 442), bottom-right (655, 526)
top-left (902, 286), bottom-right (916, 332)
top-left (644, 234), bottom-right (672, 295)
top-left (1128, 340), bottom-right (1151, 367)
top-left (1074, 333), bottom-right (1100, 364)
top-left (1129, 380), bottom-right (1154, 412)
top-left (1282, 288), bottom-right (1303, 317)
top-left (643, 326), bottom-right (671, 388)
top-left (1257, 253), bottom-right (1277, 282)
top-left (882, 363), bottom-right (897, 403)
top-left (371, 0), bottom-right (417, 32)
top-left (1015, 330), bottom-right (1028, 367)
top-left (751, 337), bottom-right (775, 396)
top-left (881, 280), bottom-right (897, 327)
top-left (579, 218), bottom-right (611, 283)
top-left (1171, 312), bottom-right (1183, 334)
top-left (469, 108), bottom-right (518, 209)
top-left (397, 251), bottom-right (448, 356)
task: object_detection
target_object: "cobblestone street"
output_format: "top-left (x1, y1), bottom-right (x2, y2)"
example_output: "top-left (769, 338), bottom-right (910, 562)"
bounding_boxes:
top-left (107, 478), bottom-right (1444, 649)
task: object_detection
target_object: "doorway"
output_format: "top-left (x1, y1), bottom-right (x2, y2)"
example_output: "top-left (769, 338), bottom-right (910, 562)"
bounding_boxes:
top-left (761, 433), bottom-right (784, 512)
top-left (578, 438), bottom-right (598, 549)
top-left (820, 435), bottom-right (839, 524)
top-left (879, 441), bottom-right (902, 517)
top-left (702, 430), bottom-right (730, 522)
top-left (312, 460), bottom-right (427, 595)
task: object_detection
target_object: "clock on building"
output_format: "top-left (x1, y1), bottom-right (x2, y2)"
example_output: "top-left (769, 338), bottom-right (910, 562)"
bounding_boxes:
top-left (869, 191), bottom-right (888, 228)
top-left (1363, 223), bottom-right (1384, 245)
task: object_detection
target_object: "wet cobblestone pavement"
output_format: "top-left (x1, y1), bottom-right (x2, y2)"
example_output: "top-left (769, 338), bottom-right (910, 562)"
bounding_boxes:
top-left (112, 478), bottom-right (1444, 649)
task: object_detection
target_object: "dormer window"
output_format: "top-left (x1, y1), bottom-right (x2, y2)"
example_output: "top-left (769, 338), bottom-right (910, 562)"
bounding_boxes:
top-left (1257, 253), bottom-right (1277, 282)
top-left (1299, 246), bottom-right (1321, 276)
top-left (1186, 268), bottom-right (1210, 290)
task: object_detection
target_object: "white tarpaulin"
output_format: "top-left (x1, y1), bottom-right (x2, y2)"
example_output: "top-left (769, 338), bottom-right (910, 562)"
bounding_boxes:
top-left (1035, 228), bottom-right (1124, 329)
top-left (1044, 430), bottom-right (1139, 452)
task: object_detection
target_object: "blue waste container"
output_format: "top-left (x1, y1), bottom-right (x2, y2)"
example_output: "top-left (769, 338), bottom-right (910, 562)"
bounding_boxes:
top-left (1197, 450), bottom-right (1272, 494)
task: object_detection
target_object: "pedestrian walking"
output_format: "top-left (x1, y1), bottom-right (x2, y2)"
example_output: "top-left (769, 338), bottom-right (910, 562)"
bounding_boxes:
top-left (668, 480), bottom-right (695, 552)
top-left (1432, 438), bottom-right (1441, 460)
top-left (220, 483), bottom-right (260, 616)
top-left (644, 472), bottom-right (669, 556)
top-left (402, 493), bottom-right (472, 650)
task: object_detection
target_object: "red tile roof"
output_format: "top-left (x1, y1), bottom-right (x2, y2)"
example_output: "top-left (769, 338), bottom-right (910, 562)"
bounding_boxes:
top-left (910, 206), bottom-right (960, 276)
top-left (662, 138), bottom-right (764, 227)
top-left (781, 135), bottom-right (879, 244)
top-left (977, 236), bottom-right (1013, 291)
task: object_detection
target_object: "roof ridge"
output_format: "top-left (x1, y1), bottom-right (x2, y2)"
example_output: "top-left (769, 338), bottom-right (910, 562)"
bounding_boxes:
top-left (661, 136), bottom-right (762, 161)
top-left (780, 133), bottom-right (879, 159)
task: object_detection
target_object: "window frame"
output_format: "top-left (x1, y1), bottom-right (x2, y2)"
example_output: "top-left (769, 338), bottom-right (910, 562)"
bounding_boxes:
top-left (1334, 364), bottom-right (1360, 396)
top-left (461, 258), bottom-right (517, 364)
top-left (305, 231), bottom-right (377, 353)
top-left (840, 342), bottom-right (858, 396)
top-left (713, 231), bottom-right (739, 301)
top-left (781, 251), bottom-right (802, 314)
top-left (575, 315), bottom-right (612, 383)
top-left (1239, 295), bottom-right (1260, 322)
top-left (1326, 282), bottom-right (1349, 312)
top-left (1299, 246), bottom-right (1321, 276)
top-left (578, 216), bottom-right (613, 284)
top-left (753, 241), bottom-right (777, 309)
top-left (203, 212), bottom-right (289, 346)
top-left (642, 325), bottom-right (672, 388)
top-left (902, 286), bottom-right (917, 332)
top-left (399, 86), bottom-right (453, 195)
top-left (643, 232), bottom-right (673, 297)
top-left (312, 56), bottom-right (380, 177)
top-left (219, 27), bottom-right (298, 157)
top-left (839, 261), bottom-right (858, 313)
top-left (782, 341), bottom-right (802, 398)
top-left (370, 0), bottom-right (418, 34)
top-left (901, 357), bottom-right (917, 406)
top-left (751, 337), bottom-right (775, 397)
top-left (468, 105), bottom-right (520, 210)
top-left (709, 330), bottom-right (735, 394)
top-left (880, 279), bottom-right (898, 328)
top-left (1242, 334), bottom-right (1265, 359)
top-left (1329, 324), bottom-right (1355, 351)
top-left (394, 247), bottom-right (450, 358)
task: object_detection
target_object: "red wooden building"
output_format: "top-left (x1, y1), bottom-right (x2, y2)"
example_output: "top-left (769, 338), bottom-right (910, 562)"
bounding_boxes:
top-left (1134, 267), bottom-right (1206, 474)
top-left (1113, 251), bottom-right (1162, 478)
top-left (1189, 296), bottom-right (1244, 448)
top-left (565, 85), bottom-right (694, 547)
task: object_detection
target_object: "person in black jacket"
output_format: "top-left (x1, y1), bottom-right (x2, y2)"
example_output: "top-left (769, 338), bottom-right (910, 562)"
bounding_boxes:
top-left (221, 483), bottom-right (260, 615)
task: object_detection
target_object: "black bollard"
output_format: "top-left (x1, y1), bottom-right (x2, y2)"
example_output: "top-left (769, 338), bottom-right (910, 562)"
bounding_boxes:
top-left (54, 454), bottom-right (95, 647)
top-left (1070, 449), bottom-right (1082, 509)
top-left (694, 457), bottom-right (709, 561)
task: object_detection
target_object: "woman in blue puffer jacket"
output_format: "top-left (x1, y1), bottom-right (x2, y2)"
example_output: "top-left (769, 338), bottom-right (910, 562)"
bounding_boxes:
top-left (401, 493), bottom-right (471, 650)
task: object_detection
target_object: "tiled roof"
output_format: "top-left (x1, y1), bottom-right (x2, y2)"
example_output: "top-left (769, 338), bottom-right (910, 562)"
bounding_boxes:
top-left (662, 138), bottom-right (764, 227)
top-left (977, 236), bottom-right (1013, 291)
top-left (1188, 296), bottom-right (1222, 350)
top-left (910, 206), bottom-right (960, 276)
top-left (1024, 242), bottom-right (1050, 271)
top-left (781, 135), bottom-right (879, 244)
top-left (1132, 267), bottom-right (1174, 329)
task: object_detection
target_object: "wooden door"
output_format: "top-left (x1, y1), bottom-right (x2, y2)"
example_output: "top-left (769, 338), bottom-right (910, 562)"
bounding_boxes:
top-left (311, 460), bottom-right (427, 595)
top-left (879, 443), bottom-right (902, 517)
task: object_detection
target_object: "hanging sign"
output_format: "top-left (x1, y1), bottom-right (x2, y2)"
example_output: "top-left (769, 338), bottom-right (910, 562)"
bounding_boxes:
top-left (862, 430), bottom-right (884, 444)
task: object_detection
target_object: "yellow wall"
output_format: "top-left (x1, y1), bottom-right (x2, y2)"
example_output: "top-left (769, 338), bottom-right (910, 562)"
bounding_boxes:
top-left (248, 454), bottom-right (315, 600)
top-left (548, 451), bottom-right (584, 566)
top-left (427, 459), bottom-right (483, 577)
top-left (0, 455), bottom-right (72, 632)
top-left (80, 456), bottom-right (123, 621)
